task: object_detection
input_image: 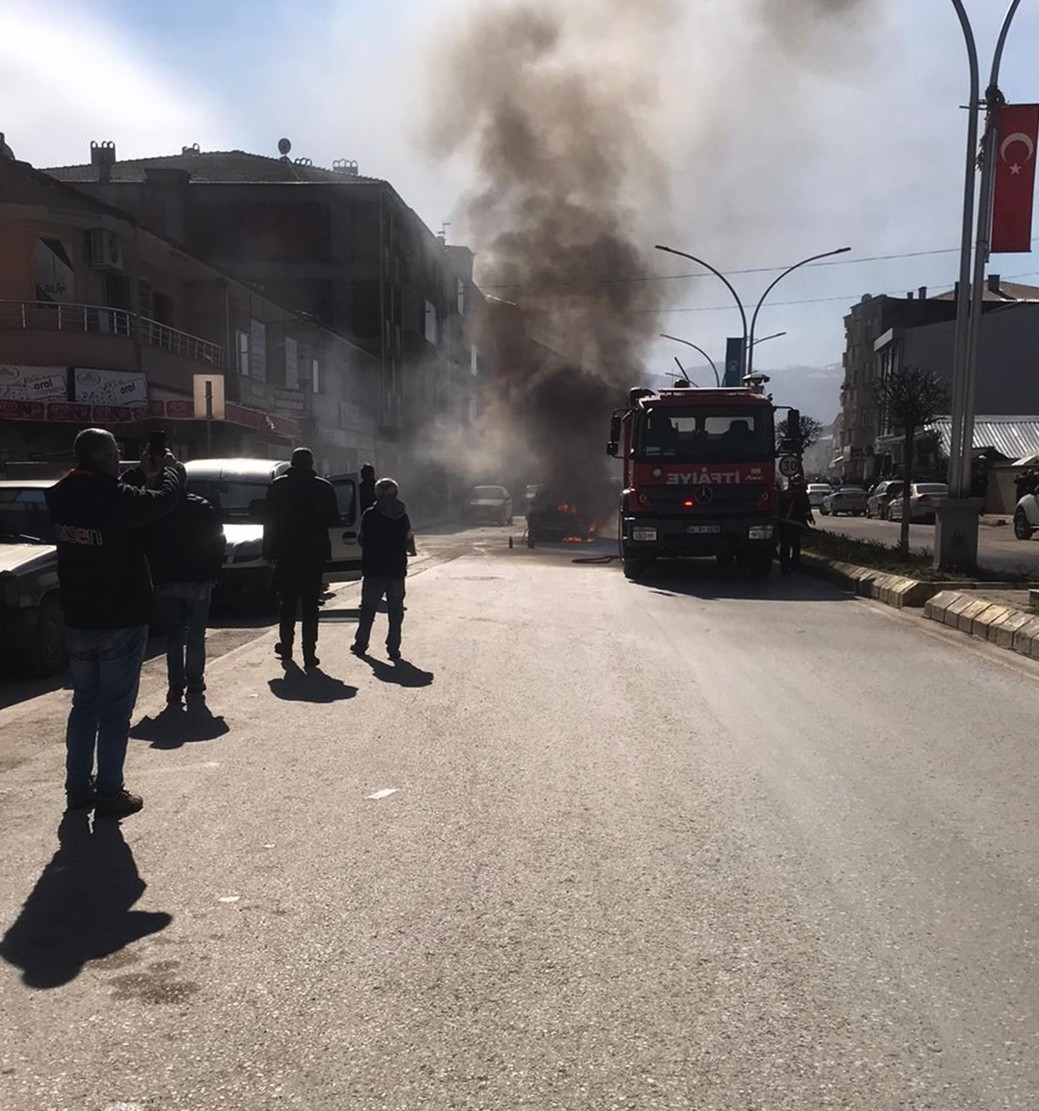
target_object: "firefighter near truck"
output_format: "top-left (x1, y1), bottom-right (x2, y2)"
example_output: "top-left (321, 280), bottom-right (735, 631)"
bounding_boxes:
top-left (608, 380), bottom-right (795, 580)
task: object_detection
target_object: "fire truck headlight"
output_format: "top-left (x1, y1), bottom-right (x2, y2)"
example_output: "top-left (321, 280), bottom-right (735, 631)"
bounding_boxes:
top-left (748, 525), bottom-right (774, 540)
top-left (632, 526), bottom-right (657, 542)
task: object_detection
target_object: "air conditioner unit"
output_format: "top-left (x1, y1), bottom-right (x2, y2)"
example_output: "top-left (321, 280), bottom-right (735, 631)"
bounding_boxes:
top-left (88, 229), bottom-right (124, 271)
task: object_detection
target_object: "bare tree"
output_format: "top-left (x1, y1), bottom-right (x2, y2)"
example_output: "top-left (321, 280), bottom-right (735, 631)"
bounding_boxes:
top-left (776, 414), bottom-right (823, 456)
top-left (875, 366), bottom-right (951, 556)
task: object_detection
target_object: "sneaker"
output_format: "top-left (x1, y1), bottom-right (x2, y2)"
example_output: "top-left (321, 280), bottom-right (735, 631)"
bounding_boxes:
top-left (94, 789), bottom-right (144, 819)
top-left (304, 654), bottom-right (320, 669)
top-left (65, 789), bottom-right (96, 811)
top-left (166, 685), bottom-right (184, 705)
top-left (388, 649), bottom-right (401, 661)
top-left (275, 642), bottom-right (293, 661)
top-left (349, 643), bottom-right (367, 657)
top-left (186, 680), bottom-right (206, 695)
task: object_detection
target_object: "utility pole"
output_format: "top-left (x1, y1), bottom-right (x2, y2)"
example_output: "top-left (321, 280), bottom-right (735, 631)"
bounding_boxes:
top-left (938, 0), bottom-right (1023, 572)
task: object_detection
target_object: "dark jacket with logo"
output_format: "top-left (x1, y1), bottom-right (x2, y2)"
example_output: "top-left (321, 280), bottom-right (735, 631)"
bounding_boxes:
top-left (262, 466), bottom-right (340, 565)
top-left (359, 496), bottom-right (414, 579)
top-left (45, 466), bottom-right (182, 629)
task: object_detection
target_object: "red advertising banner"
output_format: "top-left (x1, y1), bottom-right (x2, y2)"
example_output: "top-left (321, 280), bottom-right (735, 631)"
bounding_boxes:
top-left (991, 103), bottom-right (1039, 254)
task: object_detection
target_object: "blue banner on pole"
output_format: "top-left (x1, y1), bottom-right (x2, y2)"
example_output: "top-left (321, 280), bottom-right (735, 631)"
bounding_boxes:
top-left (723, 337), bottom-right (744, 387)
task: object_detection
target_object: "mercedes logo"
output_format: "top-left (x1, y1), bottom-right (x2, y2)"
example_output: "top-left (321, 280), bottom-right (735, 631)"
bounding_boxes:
top-left (695, 485), bottom-right (714, 503)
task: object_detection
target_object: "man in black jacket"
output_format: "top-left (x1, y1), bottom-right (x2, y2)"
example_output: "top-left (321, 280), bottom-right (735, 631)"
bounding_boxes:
top-left (148, 471), bottom-right (226, 705)
top-left (45, 427), bottom-right (182, 817)
top-left (350, 477), bottom-right (416, 661)
top-left (263, 447), bottom-right (340, 668)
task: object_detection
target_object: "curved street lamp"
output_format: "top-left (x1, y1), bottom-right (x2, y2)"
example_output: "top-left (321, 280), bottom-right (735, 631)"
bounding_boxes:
top-left (752, 330), bottom-right (787, 347)
top-left (745, 248), bottom-right (850, 378)
top-left (659, 332), bottom-right (720, 386)
top-left (654, 246), bottom-right (748, 373)
top-left (655, 243), bottom-right (847, 381)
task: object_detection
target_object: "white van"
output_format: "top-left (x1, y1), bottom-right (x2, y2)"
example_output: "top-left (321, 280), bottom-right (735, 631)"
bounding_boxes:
top-left (184, 459), bottom-right (361, 608)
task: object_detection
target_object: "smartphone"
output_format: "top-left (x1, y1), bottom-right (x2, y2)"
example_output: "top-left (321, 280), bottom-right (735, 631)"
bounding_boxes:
top-left (148, 429), bottom-right (166, 463)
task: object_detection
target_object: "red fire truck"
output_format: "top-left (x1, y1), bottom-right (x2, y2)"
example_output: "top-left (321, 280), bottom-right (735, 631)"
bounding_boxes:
top-left (607, 380), bottom-right (778, 579)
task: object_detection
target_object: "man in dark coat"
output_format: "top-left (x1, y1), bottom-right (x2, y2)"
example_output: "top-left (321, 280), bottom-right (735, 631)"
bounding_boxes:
top-left (263, 447), bottom-right (340, 668)
top-left (45, 427), bottom-right (182, 816)
top-left (148, 471), bottom-right (226, 705)
top-left (777, 475), bottom-right (814, 575)
top-left (351, 477), bottom-right (416, 661)
top-left (359, 463), bottom-right (377, 514)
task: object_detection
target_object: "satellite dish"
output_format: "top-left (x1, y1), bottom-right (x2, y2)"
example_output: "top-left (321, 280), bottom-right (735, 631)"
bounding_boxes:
top-left (277, 137), bottom-right (292, 156)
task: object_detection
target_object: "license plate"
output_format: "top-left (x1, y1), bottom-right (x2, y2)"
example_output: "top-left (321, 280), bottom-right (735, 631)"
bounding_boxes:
top-left (686, 524), bottom-right (721, 534)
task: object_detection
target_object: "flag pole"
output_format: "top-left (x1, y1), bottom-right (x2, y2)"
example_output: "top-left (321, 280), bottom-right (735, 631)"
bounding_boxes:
top-left (962, 0), bottom-right (1023, 501)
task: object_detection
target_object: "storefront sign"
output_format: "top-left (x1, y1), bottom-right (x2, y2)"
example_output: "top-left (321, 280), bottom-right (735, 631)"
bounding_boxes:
top-left (0, 365), bottom-right (68, 401)
top-left (72, 367), bottom-right (148, 406)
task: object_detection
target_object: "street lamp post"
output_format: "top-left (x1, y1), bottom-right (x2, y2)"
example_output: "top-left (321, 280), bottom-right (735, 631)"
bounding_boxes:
top-left (745, 248), bottom-right (850, 379)
top-left (660, 332), bottom-right (720, 386)
top-left (752, 330), bottom-right (787, 347)
top-left (939, 0), bottom-right (1023, 572)
top-left (654, 244), bottom-right (847, 379)
top-left (654, 246), bottom-right (749, 374)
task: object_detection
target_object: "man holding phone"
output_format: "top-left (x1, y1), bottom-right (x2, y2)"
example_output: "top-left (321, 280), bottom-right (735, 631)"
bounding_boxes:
top-left (46, 427), bottom-right (183, 817)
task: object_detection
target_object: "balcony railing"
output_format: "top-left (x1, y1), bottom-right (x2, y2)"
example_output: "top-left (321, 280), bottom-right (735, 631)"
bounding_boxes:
top-left (0, 300), bottom-right (225, 367)
top-left (138, 315), bottom-right (223, 367)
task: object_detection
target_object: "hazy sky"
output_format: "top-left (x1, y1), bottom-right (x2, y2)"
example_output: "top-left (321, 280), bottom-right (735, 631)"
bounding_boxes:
top-left (4, 0), bottom-right (1038, 417)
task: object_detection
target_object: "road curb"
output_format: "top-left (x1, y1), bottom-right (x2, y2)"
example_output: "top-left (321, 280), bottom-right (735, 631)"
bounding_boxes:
top-left (921, 590), bottom-right (1039, 657)
top-left (799, 554), bottom-right (952, 608)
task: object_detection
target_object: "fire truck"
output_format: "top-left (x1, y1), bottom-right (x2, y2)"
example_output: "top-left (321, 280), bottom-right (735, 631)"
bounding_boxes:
top-left (607, 380), bottom-right (779, 579)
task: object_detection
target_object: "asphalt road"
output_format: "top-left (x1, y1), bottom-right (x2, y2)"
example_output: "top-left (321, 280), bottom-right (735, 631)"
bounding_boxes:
top-left (2, 528), bottom-right (1038, 1109)
top-left (814, 511), bottom-right (1039, 577)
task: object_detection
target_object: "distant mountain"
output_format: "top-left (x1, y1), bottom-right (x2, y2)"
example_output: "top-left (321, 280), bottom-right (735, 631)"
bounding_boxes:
top-left (760, 363), bottom-right (843, 424)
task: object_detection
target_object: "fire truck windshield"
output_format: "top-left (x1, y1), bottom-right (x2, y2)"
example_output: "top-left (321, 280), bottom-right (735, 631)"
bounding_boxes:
top-left (636, 407), bottom-right (774, 463)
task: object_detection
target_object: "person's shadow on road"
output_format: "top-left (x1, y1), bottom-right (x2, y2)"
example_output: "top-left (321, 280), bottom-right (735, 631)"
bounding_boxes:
top-left (0, 812), bottom-right (172, 988)
top-left (359, 656), bottom-right (434, 688)
top-left (130, 699), bottom-right (230, 749)
top-left (268, 663), bottom-right (358, 703)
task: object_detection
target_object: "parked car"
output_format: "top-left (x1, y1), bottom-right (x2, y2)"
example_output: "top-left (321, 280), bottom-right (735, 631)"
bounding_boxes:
top-left (184, 459), bottom-right (361, 609)
top-left (0, 479), bottom-right (65, 676)
top-left (806, 483), bottom-right (832, 507)
top-left (1014, 491), bottom-right (1039, 539)
top-left (820, 486), bottom-right (867, 516)
top-left (464, 485), bottom-right (513, 526)
top-left (888, 483), bottom-right (949, 523)
top-left (865, 479), bottom-right (904, 519)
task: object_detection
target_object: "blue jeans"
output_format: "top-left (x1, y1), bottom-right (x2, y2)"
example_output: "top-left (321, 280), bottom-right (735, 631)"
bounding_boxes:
top-left (156, 580), bottom-right (214, 690)
top-left (354, 577), bottom-right (406, 655)
top-left (64, 624), bottom-right (148, 797)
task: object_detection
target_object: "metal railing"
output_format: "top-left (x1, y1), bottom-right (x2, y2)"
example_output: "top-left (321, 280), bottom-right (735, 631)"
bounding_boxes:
top-left (138, 315), bottom-right (223, 366)
top-left (0, 300), bottom-right (224, 367)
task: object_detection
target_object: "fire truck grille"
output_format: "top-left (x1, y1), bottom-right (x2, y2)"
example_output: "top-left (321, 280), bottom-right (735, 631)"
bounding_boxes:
top-left (647, 485), bottom-right (768, 515)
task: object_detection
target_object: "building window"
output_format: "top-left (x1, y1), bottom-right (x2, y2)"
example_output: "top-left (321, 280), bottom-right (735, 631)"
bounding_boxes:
top-left (250, 318), bottom-right (267, 382)
top-left (285, 336), bottom-right (299, 390)
top-left (457, 278), bottom-right (466, 315)
top-left (237, 330), bottom-right (250, 377)
top-left (312, 358), bottom-right (320, 394)
top-left (424, 301), bottom-right (438, 345)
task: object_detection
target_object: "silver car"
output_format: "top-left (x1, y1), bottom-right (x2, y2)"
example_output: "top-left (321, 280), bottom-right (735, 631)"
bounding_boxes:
top-left (888, 483), bottom-right (949, 523)
top-left (865, 479), bottom-right (903, 519)
top-left (806, 483), bottom-right (832, 507)
top-left (820, 486), bottom-right (867, 516)
top-left (0, 479), bottom-right (65, 676)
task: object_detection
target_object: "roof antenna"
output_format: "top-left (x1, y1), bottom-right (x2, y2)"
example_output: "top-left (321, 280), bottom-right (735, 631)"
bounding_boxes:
top-left (277, 137), bottom-right (292, 162)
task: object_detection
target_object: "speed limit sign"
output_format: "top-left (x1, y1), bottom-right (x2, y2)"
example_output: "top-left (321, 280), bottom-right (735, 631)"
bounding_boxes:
top-left (778, 455), bottom-right (801, 478)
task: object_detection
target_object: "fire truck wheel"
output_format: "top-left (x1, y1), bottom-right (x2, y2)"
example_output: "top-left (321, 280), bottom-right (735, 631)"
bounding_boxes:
top-left (622, 556), bottom-right (650, 580)
top-left (742, 551), bottom-right (774, 579)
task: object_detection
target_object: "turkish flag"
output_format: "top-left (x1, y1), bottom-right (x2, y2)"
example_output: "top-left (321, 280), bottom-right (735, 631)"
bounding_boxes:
top-left (991, 103), bottom-right (1039, 254)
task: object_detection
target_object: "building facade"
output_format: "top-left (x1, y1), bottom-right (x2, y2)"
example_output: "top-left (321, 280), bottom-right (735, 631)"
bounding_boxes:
top-left (44, 143), bottom-right (483, 498)
top-left (0, 153), bottom-right (377, 473)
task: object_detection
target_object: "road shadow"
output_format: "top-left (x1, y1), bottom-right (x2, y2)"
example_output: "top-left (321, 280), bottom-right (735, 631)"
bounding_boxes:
top-left (0, 812), bottom-right (172, 988)
top-left (268, 663), bottom-right (358, 703)
top-left (358, 655), bottom-right (435, 688)
top-left (636, 560), bottom-right (851, 602)
top-left (130, 699), bottom-right (230, 749)
top-left (316, 607), bottom-right (360, 623)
